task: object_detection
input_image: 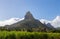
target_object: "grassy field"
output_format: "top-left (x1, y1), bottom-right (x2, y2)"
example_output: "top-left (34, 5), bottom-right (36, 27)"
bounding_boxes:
top-left (0, 31), bottom-right (60, 39)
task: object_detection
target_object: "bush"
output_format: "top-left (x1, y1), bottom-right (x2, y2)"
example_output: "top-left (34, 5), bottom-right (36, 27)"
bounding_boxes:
top-left (0, 31), bottom-right (60, 39)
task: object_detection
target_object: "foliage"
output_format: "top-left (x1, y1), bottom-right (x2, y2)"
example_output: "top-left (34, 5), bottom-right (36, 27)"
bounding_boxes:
top-left (0, 31), bottom-right (60, 39)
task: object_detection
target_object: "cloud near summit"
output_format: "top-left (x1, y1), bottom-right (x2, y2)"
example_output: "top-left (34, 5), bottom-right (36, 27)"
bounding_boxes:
top-left (0, 18), bottom-right (24, 26)
top-left (40, 16), bottom-right (60, 28)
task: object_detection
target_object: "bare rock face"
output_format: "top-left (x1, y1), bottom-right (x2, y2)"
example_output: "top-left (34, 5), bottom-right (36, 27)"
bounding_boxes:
top-left (25, 11), bottom-right (34, 20)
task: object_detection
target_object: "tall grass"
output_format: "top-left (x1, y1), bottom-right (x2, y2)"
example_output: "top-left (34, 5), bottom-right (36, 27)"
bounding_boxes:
top-left (0, 31), bottom-right (60, 39)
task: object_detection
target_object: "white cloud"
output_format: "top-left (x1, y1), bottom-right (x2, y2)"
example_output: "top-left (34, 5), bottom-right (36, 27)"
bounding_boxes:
top-left (40, 16), bottom-right (60, 28)
top-left (0, 18), bottom-right (24, 26)
top-left (40, 19), bottom-right (51, 24)
top-left (51, 16), bottom-right (60, 28)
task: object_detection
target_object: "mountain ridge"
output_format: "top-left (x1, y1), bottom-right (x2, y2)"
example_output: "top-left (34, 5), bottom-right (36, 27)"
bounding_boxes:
top-left (4, 11), bottom-right (54, 31)
top-left (40, 16), bottom-right (60, 28)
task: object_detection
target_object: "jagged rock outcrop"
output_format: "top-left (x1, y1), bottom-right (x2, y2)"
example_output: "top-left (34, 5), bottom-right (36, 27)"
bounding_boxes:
top-left (25, 11), bottom-right (34, 20)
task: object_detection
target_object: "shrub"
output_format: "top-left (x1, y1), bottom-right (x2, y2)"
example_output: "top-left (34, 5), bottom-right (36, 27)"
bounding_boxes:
top-left (0, 31), bottom-right (60, 39)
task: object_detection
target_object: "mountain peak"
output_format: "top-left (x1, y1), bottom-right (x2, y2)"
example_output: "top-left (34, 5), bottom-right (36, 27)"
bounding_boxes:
top-left (25, 11), bottom-right (34, 20)
top-left (4, 11), bottom-right (54, 31)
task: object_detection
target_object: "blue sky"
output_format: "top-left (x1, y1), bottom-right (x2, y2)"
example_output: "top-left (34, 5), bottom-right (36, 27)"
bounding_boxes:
top-left (0, 0), bottom-right (60, 20)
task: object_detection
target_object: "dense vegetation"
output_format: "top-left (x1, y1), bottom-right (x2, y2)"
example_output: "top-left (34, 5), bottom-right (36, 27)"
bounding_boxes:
top-left (0, 31), bottom-right (60, 39)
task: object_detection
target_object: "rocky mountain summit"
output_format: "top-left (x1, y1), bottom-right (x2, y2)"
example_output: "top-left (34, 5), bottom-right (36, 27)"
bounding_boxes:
top-left (25, 11), bottom-right (34, 20)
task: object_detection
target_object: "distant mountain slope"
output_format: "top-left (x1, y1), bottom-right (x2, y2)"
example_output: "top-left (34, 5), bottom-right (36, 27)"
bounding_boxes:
top-left (0, 18), bottom-right (24, 26)
top-left (40, 19), bottom-right (54, 29)
top-left (40, 16), bottom-right (60, 28)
